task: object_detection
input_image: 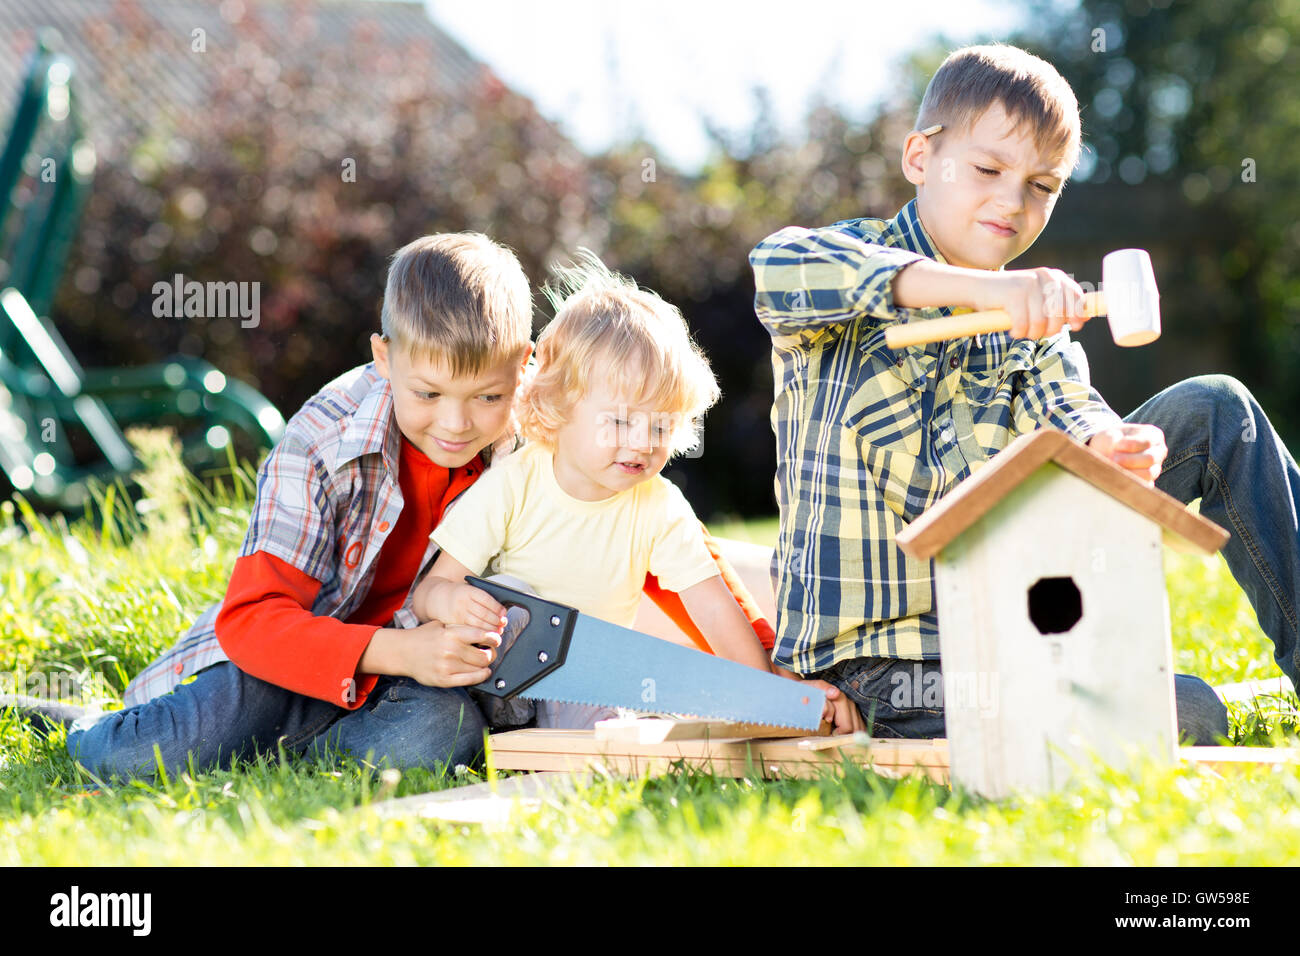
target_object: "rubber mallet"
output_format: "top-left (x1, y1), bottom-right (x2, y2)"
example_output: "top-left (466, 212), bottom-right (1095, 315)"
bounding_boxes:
top-left (883, 248), bottom-right (1160, 349)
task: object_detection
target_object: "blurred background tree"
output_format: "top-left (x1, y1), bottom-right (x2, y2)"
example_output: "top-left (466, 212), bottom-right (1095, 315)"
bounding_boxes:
top-left (5, 0), bottom-right (1296, 517)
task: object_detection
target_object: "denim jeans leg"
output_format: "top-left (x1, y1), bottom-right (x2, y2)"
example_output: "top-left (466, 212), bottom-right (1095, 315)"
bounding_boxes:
top-left (306, 677), bottom-right (488, 771)
top-left (65, 661), bottom-right (343, 779)
top-left (1173, 674), bottom-right (1229, 745)
top-left (817, 657), bottom-right (947, 739)
top-left (1124, 375), bottom-right (1300, 685)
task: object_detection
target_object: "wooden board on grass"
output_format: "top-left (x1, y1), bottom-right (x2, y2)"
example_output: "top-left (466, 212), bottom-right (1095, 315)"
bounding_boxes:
top-left (593, 716), bottom-right (826, 743)
top-left (488, 729), bottom-right (1300, 785)
top-left (488, 728), bottom-right (951, 782)
top-left (367, 741), bottom-right (1300, 823)
top-left (367, 771), bottom-right (595, 824)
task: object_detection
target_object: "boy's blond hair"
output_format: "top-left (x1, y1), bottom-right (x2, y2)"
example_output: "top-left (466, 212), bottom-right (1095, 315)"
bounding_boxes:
top-left (916, 44), bottom-right (1081, 173)
top-left (381, 233), bottom-right (533, 373)
top-left (520, 253), bottom-right (719, 458)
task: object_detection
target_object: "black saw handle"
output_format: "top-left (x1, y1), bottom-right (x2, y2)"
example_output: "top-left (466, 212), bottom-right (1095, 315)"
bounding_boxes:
top-left (465, 576), bottom-right (577, 699)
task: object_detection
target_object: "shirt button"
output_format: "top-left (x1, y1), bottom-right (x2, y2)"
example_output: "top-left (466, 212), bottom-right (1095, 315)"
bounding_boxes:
top-left (378, 521), bottom-right (390, 532)
top-left (949, 355), bottom-right (960, 369)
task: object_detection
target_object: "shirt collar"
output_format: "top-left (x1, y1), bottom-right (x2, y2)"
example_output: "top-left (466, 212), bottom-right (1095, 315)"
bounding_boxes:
top-left (336, 367), bottom-right (402, 478)
top-left (888, 198), bottom-right (948, 264)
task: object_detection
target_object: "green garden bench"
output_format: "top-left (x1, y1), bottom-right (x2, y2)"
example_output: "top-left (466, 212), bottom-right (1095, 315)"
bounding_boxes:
top-left (0, 32), bottom-right (284, 509)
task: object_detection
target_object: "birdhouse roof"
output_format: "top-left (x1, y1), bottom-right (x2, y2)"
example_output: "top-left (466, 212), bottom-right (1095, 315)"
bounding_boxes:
top-left (896, 428), bottom-right (1229, 560)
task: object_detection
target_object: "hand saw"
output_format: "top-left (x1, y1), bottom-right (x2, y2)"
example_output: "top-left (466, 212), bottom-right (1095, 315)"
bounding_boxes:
top-left (466, 576), bottom-right (824, 731)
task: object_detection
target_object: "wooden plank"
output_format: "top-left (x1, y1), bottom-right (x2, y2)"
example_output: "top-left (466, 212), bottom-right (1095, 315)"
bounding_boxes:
top-left (366, 737), bottom-right (1300, 823)
top-left (489, 729), bottom-right (952, 782)
top-left (594, 716), bottom-right (822, 743)
top-left (1182, 746), bottom-right (1300, 770)
top-left (487, 730), bottom-right (1300, 786)
top-left (366, 771), bottom-right (594, 824)
top-left (1211, 676), bottom-right (1297, 705)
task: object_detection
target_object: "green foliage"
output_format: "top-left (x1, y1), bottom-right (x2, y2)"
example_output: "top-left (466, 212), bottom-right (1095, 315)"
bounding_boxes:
top-left (2, 451), bottom-right (1297, 864)
top-left (48, 2), bottom-right (598, 433)
top-left (34, 1), bottom-right (1297, 518)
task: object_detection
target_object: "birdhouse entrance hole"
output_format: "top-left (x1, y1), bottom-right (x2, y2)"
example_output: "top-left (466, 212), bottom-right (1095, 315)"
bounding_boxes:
top-left (1028, 577), bottom-right (1082, 634)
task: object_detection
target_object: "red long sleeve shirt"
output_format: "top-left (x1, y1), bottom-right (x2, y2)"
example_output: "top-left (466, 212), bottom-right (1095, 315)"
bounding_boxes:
top-left (217, 438), bottom-right (775, 709)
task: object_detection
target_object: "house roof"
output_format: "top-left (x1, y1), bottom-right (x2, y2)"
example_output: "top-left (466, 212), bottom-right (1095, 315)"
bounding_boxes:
top-left (0, 0), bottom-right (497, 160)
top-left (896, 428), bottom-right (1229, 560)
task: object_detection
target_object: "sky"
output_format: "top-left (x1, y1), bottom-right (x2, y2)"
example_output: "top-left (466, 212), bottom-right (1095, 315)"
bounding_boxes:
top-left (424, 0), bottom-right (1035, 171)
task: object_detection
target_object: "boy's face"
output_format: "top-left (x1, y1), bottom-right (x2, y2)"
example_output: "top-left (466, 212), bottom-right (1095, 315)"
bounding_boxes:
top-left (902, 102), bottom-right (1071, 270)
top-left (371, 334), bottom-right (530, 469)
top-left (550, 378), bottom-right (676, 502)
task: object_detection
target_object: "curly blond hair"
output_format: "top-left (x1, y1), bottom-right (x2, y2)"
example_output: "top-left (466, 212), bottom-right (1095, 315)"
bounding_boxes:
top-left (519, 252), bottom-right (719, 458)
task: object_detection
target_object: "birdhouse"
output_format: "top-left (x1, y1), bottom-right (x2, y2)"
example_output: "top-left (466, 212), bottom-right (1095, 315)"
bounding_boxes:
top-left (896, 428), bottom-right (1229, 799)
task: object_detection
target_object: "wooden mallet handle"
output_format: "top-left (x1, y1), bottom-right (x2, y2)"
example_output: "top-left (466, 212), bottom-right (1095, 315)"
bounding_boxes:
top-left (883, 291), bottom-right (1106, 349)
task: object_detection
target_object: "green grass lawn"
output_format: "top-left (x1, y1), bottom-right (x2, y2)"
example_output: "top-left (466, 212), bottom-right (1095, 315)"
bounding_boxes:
top-left (2, 439), bottom-right (1298, 865)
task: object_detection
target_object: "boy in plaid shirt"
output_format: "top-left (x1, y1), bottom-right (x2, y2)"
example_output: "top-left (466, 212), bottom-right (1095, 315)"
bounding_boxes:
top-left (751, 45), bottom-right (1300, 741)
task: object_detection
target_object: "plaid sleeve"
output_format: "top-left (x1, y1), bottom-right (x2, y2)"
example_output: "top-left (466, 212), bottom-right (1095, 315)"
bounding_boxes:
top-left (749, 226), bottom-right (928, 347)
top-left (240, 431), bottom-right (339, 581)
top-left (1012, 330), bottom-right (1124, 443)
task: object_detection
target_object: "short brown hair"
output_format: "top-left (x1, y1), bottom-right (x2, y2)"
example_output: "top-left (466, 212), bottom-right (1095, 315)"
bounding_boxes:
top-left (381, 233), bottom-right (533, 374)
top-left (916, 44), bottom-right (1081, 172)
top-left (520, 252), bottom-right (719, 458)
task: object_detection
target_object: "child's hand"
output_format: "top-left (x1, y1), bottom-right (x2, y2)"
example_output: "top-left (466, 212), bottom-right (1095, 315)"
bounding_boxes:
top-left (773, 669), bottom-right (866, 735)
top-left (1087, 423), bottom-right (1167, 485)
top-left (814, 680), bottom-right (868, 736)
top-left (441, 581), bottom-right (509, 633)
top-left (360, 621), bottom-right (500, 688)
top-left (406, 620), bottom-right (500, 687)
top-left (972, 267), bottom-right (1089, 340)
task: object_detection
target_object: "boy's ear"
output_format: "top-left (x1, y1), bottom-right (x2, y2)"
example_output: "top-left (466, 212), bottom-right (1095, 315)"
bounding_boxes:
top-left (370, 332), bottom-right (391, 378)
top-left (901, 130), bottom-right (932, 187)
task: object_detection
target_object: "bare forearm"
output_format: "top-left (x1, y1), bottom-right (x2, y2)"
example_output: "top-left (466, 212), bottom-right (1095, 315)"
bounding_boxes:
top-left (707, 623), bottom-right (776, 672)
top-left (412, 575), bottom-right (457, 623)
top-left (357, 627), bottom-right (408, 678)
top-left (891, 259), bottom-right (986, 311)
top-left (680, 578), bottom-right (774, 673)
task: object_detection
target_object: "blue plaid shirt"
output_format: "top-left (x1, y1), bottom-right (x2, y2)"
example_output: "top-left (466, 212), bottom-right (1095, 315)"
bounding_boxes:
top-left (750, 199), bottom-right (1123, 674)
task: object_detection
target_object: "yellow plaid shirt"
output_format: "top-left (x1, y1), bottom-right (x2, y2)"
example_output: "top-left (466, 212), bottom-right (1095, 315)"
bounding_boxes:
top-left (750, 199), bottom-right (1123, 674)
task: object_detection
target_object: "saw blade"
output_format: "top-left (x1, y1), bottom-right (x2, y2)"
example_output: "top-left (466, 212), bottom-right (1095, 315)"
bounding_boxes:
top-left (519, 613), bottom-right (825, 730)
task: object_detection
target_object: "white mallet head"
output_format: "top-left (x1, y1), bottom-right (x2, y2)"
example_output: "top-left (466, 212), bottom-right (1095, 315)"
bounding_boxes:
top-left (1102, 248), bottom-right (1161, 347)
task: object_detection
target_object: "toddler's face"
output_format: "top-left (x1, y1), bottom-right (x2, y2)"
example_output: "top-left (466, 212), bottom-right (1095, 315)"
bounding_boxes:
top-left (551, 379), bottom-right (680, 502)
top-left (907, 102), bottom-right (1071, 270)
top-left (371, 334), bottom-right (528, 468)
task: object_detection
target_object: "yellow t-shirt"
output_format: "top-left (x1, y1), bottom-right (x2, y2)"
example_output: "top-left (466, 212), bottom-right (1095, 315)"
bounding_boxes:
top-left (430, 442), bottom-right (719, 626)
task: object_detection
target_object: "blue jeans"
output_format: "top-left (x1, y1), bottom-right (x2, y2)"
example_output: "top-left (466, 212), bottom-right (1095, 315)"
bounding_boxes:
top-left (66, 661), bottom-right (489, 779)
top-left (1130, 374), bottom-right (1300, 686)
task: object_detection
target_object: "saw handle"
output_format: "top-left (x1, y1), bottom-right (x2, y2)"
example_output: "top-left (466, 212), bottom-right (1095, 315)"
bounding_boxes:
top-left (465, 576), bottom-right (577, 699)
top-left (883, 290), bottom-right (1106, 349)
